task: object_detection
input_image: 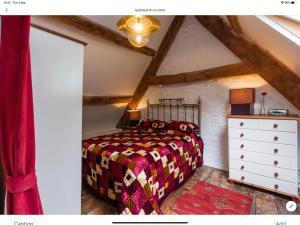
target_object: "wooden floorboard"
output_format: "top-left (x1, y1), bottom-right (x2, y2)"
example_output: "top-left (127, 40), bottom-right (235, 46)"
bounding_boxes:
top-left (81, 165), bottom-right (299, 215)
top-left (274, 195), bottom-right (300, 215)
top-left (255, 190), bottom-right (278, 214)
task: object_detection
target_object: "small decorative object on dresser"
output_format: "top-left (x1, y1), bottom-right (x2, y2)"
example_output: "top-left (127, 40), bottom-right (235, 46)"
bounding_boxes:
top-left (229, 88), bottom-right (255, 115)
top-left (228, 115), bottom-right (299, 201)
top-left (260, 92), bottom-right (267, 115)
top-left (269, 109), bottom-right (289, 116)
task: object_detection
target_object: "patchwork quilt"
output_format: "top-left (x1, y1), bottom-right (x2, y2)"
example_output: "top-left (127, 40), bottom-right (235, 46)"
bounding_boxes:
top-left (82, 128), bottom-right (204, 215)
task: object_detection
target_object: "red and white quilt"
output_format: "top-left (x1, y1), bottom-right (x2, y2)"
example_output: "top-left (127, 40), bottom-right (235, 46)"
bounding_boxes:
top-left (82, 127), bottom-right (204, 214)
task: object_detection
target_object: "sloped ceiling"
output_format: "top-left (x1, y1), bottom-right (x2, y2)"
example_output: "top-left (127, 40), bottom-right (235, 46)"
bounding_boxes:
top-left (82, 15), bottom-right (174, 95)
top-left (220, 16), bottom-right (300, 79)
top-left (32, 16), bottom-right (174, 96)
top-left (157, 16), bottom-right (300, 83)
top-left (32, 15), bottom-right (300, 97)
top-left (237, 16), bottom-right (300, 77)
top-left (157, 16), bottom-right (241, 75)
top-left (31, 15), bottom-right (300, 137)
top-left (85, 16), bottom-right (175, 50)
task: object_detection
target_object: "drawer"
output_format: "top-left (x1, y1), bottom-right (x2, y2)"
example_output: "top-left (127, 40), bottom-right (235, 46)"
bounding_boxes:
top-left (229, 169), bottom-right (298, 196)
top-left (229, 158), bottom-right (297, 183)
top-left (229, 138), bottom-right (297, 158)
top-left (228, 128), bottom-right (297, 145)
top-left (228, 118), bottom-right (258, 129)
top-left (259, 119), bottom-right (297, 132)
top-left (229, 149), bottom-right (297, 170)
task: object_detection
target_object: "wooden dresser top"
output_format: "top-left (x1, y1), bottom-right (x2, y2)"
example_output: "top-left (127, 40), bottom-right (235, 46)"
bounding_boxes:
top-left (227, 114), bottom-right (299, 120)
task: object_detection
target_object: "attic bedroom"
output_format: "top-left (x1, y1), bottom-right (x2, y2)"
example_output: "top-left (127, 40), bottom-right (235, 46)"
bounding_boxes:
top-left (0, 15), bottom-right (299, 215)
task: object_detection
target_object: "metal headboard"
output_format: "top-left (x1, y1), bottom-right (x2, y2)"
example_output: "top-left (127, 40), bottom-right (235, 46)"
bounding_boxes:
top-left (146, 98), bottom-right (201, 134)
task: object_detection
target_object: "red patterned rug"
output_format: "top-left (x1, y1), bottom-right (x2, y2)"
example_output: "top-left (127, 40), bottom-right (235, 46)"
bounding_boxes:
top-left (170, 182), bottom-right (253, 214)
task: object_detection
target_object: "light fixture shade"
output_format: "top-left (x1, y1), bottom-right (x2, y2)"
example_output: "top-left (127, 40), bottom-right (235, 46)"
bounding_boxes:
top-left (117, 16), bottom-right (160, 35)
top-left (128, 32), bottom-right (150, 48)
top-left (126, 110), bottom-right (141, 120)
top-left (117, 16), bottom-right (160, 48)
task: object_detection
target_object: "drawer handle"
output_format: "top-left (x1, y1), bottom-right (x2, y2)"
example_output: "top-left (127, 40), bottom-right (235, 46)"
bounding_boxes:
top-left (274, 172), bottom-right (279, 178)
top-left (274, 136), bottom-right (278, 141)
top-left (241, 176), bottom-right (245, 181)
top-left (240, 155), bottom-right (244, 159)
top-left (240, 133), bottom-right (244, 138)
top-left (273, 124), bottom-right (278, 129)
top-left (273, 148), bottom-right (278, 154)
top-left (274, 184), bottom-right (279, 190)
top-left (240, 165), bottom-right (245, 170)
top-left (240, 122), bottom-right (244, 127)
top-left (240, 144), bottom-right (244, 149)
top-left (274, 160), bottom-right (278, 166)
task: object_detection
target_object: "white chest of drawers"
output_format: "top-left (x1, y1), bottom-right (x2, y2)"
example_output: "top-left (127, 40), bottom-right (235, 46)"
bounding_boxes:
top-left (228, 115), bottom-right (299, 201)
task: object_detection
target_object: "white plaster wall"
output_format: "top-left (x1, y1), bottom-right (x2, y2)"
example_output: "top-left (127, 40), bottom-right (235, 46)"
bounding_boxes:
top-left (82, 105), bottom-right (123, 140)
top-left (138, 16), bottom-right (300, 170)
top-left (31, 27), bottom-right (84, 214)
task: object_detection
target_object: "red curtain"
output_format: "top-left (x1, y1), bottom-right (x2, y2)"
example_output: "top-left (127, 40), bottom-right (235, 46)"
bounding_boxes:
top-left (0, 16), bottom-right (43, 214)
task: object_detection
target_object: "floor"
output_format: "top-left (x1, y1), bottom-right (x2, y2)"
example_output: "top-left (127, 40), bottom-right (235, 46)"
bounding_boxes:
top-left (81, 165), bottom-right (300, 215)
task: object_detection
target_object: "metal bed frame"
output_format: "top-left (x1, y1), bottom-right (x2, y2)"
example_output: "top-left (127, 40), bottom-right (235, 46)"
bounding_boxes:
top-left (146, 98), bottom-right (201, 134)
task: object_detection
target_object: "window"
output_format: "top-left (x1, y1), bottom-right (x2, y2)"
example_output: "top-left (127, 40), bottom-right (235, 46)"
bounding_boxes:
top-left (283, 16), bottom-right (300, 24)
top-left (269, 16), bottom-right (300, 40)
top-left (257, 16), bottom-right (300, 46)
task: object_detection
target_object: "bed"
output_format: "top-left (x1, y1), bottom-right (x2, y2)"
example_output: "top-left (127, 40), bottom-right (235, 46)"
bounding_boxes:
top-left (82, 98), bottom-right (204, 215)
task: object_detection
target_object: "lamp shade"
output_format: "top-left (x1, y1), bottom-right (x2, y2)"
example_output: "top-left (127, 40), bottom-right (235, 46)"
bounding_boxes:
top-left (126, 110), bottom-right (141, 120)
top-left (230, 88), bottom-right (255, 104)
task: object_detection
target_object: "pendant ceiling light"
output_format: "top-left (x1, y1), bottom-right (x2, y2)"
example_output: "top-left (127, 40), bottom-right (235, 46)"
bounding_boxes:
top-left (117, 16), bottom-right (160, 48)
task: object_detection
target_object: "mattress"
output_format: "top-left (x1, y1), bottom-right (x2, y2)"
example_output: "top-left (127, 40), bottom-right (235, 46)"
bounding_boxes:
top-left (82, 127), bottom-right (204, 214)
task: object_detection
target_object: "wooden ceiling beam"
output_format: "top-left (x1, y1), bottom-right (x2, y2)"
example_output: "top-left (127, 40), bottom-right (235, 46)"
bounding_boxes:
top-left (226, 16), bottom-right (243, 34)
top-left (47, 16), bottom-right (156, 57)
top-left (195, 16), bottom-right (300, 110)
top-left (31, 23), bottom-right (88, 46)
top-left (128, 16), bottom-right (186, 109)
top-left (83, 95), bottom-right (132, 106)
top-left (147, 63), bottom-right (253, 85)
top-left (116, 16), bottom-right (186, 128)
